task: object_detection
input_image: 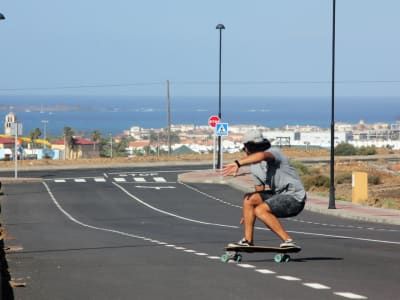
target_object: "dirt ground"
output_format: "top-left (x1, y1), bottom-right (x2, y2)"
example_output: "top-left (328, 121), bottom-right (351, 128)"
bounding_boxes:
top-left (1, 148), bottom-right (400, 209)
top-left (284, 148), bottom-right (400, 210)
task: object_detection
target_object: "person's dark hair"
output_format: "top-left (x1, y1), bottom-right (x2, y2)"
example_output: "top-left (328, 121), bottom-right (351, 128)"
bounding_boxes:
top-left (243, 139), bottom-right (271, 154)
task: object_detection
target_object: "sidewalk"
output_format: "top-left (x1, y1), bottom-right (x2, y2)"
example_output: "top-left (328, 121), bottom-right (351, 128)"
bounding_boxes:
top-left (178, 167), bottom-right (400, 226)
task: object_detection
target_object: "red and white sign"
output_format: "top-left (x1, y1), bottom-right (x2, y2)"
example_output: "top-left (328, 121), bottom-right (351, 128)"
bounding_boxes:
top-left (208, 115), bottom-right (220, 128)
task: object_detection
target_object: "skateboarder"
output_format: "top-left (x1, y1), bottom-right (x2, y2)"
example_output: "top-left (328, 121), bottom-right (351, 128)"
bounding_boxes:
top-left (221, 130), bottom-right (306, 248)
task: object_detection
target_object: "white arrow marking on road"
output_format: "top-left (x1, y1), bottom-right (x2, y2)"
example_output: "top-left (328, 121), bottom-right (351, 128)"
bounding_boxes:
top-left (153, 177), bottom-right (167, 182)
top-left (135, 186), bottom-right (175, 190)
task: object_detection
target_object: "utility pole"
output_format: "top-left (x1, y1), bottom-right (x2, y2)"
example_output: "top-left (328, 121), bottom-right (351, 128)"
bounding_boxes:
top-left (167, 80), bottom-right (171, 155)
top-left (329, 0), bottom-right (337, 209)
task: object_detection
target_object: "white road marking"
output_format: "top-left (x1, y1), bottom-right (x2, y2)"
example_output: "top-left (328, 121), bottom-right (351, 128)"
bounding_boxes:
top-left (135, 186), bottom-right (175, 190)
top-left (255, 269), bottom-right (276, 274)
top-left (113, 182), bottom-right (238, 229)
top-left (182, 182), bottom-right (399, 236)
top-left (94, 178), bottom-right (106, 182)
top-left (54, 179), bottom-right (66, 183)
top-left (237, 264), bottom-right (255, 269)
top-left (74, 179), bottom-right (86, 183)
top-left (114, 178), bottom-right (126, 182)
top-left (334, 292), bottom-right (368, 299)
top-left (42, 181), bottom-right (371, 300)
top-left (154, 177), bottom-right (167, 182)
top-left (207, 256), bottom-right (220, 260)
top-left (276, 275), bottom-right (301, 281)
top-left (134, 178), bottom-right (146, 182)
top-left (303, 283), bottom-right (331, 290)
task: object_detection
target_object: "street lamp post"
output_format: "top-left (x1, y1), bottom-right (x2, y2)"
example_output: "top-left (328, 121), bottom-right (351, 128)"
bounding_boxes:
top-left (216, 23), bottom-right (225, 169)
top-left (41, 120), bottom-right (48, 147)
top-left (329, 0), bottom-right (336, 209)
top-left (110, 134), bottom-right (113, 158)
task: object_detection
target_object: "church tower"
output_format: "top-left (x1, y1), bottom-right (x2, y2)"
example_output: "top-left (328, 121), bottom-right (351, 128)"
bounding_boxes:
top-left (4, 112), bottom-right (18, 135)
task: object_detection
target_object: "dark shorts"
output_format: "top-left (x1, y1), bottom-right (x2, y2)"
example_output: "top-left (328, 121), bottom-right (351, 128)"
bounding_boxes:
top-left (258, 191), bottom-right (305, 218)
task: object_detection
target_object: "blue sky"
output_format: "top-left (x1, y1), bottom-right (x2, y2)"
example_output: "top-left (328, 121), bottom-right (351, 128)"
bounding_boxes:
top-left (1, 0), bottom-right (400, 97)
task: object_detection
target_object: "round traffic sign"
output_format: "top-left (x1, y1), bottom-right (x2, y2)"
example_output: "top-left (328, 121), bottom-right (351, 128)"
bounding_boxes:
top-left (208, 115), bottom-right (220, 128)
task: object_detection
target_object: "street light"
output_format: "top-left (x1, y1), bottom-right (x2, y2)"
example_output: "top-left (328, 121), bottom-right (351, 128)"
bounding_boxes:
top-left (216, 23), bottom-right (225, 169)
top-left (41, 120), bottom-right (48, 142)
top-left (110, 134), bottom-right (113, 158)
top-left (329, 0), bottom-right (336, 209)
top-left (0, 13), bottom-right (5, 20)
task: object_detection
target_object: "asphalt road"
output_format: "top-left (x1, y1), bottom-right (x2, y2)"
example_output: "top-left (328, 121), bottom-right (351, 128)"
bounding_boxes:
top-left (1, 165), bottom-right (399, 300)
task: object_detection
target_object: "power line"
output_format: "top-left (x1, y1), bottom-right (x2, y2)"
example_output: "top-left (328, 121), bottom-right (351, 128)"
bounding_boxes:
top-left (0, 81), bottom-right (164, 92)
top-left (1, 79), bottom-right (400, 92)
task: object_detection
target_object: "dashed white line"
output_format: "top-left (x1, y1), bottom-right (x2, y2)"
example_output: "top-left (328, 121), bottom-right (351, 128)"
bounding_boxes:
top-left (207, 256), bottom-right (220, 260)
top-left (303, 283), bottom-right (331, 290)
top-left (334, 292), bottom-right (368, 299)
top-left (134, 178), bottom-right (146, 182)
top-left (276, 275), bottom-right (301, 281)
top-left (114, 178), bottom-right (126, 182)
top-left (74, 179), bottom-right (86, 183)
top-left (94, 178), bottom-right (106, 182)
top-left (154, 177), bottom-right (167, 182)
top-left (237, 264), bottom-right (255, 269)
top-left (43, 180), bottom-right (371, 300)
top-left (184, 249), bottom-right (196, 253)
top-left (255, 269), bottom-right (276, 274)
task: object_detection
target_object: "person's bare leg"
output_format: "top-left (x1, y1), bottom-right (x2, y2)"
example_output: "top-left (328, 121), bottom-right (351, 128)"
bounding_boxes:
top-left (242, 193), bottom-right (264, 243)
top-left (254, 202), bottom-right (291, 242)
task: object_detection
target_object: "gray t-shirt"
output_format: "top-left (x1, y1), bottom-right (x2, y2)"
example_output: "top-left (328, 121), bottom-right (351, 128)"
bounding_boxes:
top-left (250, 147), bottom-right (306, 202)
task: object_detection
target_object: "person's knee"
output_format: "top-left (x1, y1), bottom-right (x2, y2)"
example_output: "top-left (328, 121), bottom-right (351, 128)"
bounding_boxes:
top-left (254, 202), bottom-right (272, 217)
top-left (243, 192), bottom-right (263, 206)
top-left (254, 204), bottom-right (264, 217)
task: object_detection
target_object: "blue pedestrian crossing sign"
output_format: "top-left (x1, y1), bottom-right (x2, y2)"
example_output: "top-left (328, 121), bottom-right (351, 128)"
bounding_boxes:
top-left (215, 123), bottom-right (229, 136)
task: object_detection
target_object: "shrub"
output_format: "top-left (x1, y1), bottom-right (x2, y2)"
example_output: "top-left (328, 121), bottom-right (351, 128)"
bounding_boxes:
top-left (357, 146), bottom-right (377, 155)
top-left (302, 174), bottom-right (330, 190)
top-left (334, 143), bottom-right (357, 156)
top-left (335, 173), bottom-right (352, 184)
top-left (291, 160), bottom-right (311, 176)
top-left (368, 175), bottom-right (381, 185)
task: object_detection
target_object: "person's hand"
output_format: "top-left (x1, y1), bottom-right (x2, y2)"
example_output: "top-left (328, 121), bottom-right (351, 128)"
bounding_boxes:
top-left (239, 216), bottom-right (244, 224)
top-left (220, 162), bottom-right (239, 177)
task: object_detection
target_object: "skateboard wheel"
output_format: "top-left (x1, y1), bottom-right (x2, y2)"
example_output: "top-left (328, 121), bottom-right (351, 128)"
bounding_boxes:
top-left (274, 253), bottom-right (283, 263)
top-left (235, 254), bottom-right (242, 263)
top-left (221, 253), bottom-right (231, 263)
top-left (274, 253), bottom-right (291, 263)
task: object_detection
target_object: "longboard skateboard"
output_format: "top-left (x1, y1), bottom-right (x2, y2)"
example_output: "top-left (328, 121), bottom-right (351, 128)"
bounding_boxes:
top-left (221, 245), bottom-right (301, 263)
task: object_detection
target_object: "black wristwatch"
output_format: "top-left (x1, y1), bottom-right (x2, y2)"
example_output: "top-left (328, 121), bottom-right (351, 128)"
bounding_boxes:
top-left (234, 160), bottom-right (241, 168)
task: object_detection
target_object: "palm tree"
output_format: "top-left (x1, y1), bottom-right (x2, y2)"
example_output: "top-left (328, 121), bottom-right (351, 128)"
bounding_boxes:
top-left (29, 128), bottom-right (41, 147)
top-left (90, 130), bottom-right (101, 151)
top-left (63, 127), bottom-right (75, 159)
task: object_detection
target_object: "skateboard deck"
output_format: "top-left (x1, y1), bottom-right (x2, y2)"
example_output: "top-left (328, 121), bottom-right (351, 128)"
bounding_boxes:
top-left (221, 245), bottom-right (301, 263)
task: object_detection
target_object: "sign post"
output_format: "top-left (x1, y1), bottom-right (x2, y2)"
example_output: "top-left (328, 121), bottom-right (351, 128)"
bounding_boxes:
top-left (208, 115), bottom-right (220, 171)
top-left (215, 123), bottom-right (229, 170)
top-left (10, 122), bottom-right (23, 178)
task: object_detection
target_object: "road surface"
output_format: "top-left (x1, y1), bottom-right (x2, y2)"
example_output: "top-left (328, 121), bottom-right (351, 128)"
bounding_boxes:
top-left (2, 166), bottom-right (399, 299)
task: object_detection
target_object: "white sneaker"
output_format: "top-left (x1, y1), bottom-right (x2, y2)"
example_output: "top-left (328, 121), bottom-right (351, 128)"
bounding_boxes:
top-left (228, 238), bottom-right (254, 247)
top-left (280, 239), bottom-right (301, 249)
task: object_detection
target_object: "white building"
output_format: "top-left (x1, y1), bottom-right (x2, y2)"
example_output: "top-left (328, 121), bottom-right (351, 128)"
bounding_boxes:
top-left (4, 112), bottom-right (18, 135)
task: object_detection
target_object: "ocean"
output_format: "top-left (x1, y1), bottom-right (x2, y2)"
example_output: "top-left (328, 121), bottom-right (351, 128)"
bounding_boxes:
top-left (0, 95), bottom-right (399, 137)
